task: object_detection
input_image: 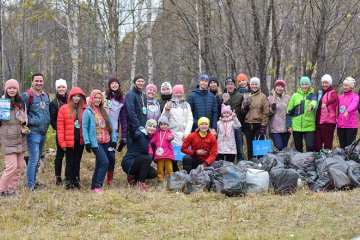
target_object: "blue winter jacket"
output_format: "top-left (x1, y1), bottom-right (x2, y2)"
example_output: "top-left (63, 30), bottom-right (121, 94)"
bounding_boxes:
top-left (121, 129), bottom-right (151, 174)
top-left (22, 89), bottom-right (50, 134)
top-left (82, 105), bottom-right (117, 148)
top-left (188, 88), bottom-right (218, 130)
top-left (125, 87), bottom-right (147, 137)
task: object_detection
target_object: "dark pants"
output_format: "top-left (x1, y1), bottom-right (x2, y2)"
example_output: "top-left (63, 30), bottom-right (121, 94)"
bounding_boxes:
top-left (337, 128), bottom-right (358, 149)
top-left (129, 155), bottom-right (157, 182)
top-left (234, 128), bottom-right (245, 161)
top-left (172, 161), bottom-right (179, 172)
top-left (217, 154), bottom-right (236, 163)
top-left (243, 123), bottom-right (263, 160)
top-left (55, 137), bottom-right (65, 179)
top-left (107, 149), bottom-right (116, 172)
top-left (314, 124), bottom-right (336, 152)
top-left (65, 140), bottom-right (84, 187)
top-left (91, 143), bottom-right (110, 190)
top-left (183, 155), bottom-right (202, 174)
top-left (270, 132), bottom-right (290, 151)
top-left (292, 131), bottom-right (315, 152)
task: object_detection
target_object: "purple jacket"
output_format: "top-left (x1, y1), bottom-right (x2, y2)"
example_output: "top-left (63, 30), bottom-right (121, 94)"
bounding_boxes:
top-left (105, 98), bottom-right (127, 139)
top-left (149, 129), bottom-right (175, 161)
top-left (337, 91), bottom-right (359, 129)
top-left (268, 90), bottom-right (290, 133)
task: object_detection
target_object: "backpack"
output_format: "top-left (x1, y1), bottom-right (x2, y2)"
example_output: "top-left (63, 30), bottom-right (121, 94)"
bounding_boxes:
top-left (25, 89), bottom-right (50, 106)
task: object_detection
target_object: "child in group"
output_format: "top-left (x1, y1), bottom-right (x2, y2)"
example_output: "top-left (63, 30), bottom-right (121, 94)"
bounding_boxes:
top-left (145, 84), bottom-right (161, 121)
top-left (287, 76), bottom-right (317, 152)
top-left (217, 104), bottom-right (241, 162)
top-left (158, 82), bottom-right (172, 112)
top-left (49, 79), bottom-right (68, 185)
top-left (149, 115), bottom-right (174, 187)
top-left (314, 74), bottom-right (338, 152)
top-left (337, 77), bottom-right (359, 149)
top-left (82, 89), bottom-right (117, 193)
top-left (0, 79), bottom-right (27, 196)
top-left (268, 79), bottom-right (291, 151)
top-left (57, 87), bottom-right (87, 189)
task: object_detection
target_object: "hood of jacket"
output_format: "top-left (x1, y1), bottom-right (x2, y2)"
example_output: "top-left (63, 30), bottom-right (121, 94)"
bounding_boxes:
top-left (68, 87), bottom-right (86, 102)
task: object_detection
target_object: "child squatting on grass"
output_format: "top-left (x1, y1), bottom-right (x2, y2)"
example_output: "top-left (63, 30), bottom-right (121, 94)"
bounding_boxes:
top-left (148, 115), bottom-right (175, 187)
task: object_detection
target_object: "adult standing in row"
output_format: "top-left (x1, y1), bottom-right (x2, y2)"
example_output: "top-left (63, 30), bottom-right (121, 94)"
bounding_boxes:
top-left (49, 78), bottom-right (68, 185)
top-left (104, 76), bottom-right (127, 185)
top-left (208, 76), bottom-right (222, 117)
top-left (145, 84), bottom-right (161, 121)
top-left (158, 82), bottom-right (172, 112)
top-left (188, 74), bottom-right (218, 134)
top-left (22, 73), bottom-right (51, 190)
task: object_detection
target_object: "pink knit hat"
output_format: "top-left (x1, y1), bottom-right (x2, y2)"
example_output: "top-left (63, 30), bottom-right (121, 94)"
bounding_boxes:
top-left (146, 84), bottom-right (157, 93)
top-left (172, 85), bottom-right (184, 95)
top-left (4, 79), bottom-right (19, 91)
top-left (221, 104), bottom-right (232, 114)
top-left (274, 79), bottom-right (286, 88)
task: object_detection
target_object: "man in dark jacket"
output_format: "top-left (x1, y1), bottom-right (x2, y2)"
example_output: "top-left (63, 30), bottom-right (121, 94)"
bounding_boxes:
top-left (125, 74), bottom-right (147, 148)
top-left (188, 74), bottom-right (218, 134)
top-left (208, 76), bottom-right (222, 120)
top-left (49, 79), bottom-right (68, 185)
top-left (223, 77), bottom-right (245, 161)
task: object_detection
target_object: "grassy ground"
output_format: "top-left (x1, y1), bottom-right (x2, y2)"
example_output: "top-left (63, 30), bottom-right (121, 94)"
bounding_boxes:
top-left (0, 129), bottom-right (360, 239)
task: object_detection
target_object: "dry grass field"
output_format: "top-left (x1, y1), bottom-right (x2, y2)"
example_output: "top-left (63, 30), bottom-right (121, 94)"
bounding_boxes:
top-left (1, 128), bottom-right (360, 239)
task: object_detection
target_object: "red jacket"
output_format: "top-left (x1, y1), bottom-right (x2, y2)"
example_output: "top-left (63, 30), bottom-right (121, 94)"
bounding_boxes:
top-left (181, 131), bottom-right (218, 166)
top-left (57, 87), bottom-right (87, 149)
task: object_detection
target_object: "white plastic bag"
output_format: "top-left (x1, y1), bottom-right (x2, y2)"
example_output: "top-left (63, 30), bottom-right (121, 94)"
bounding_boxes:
top-left (246, 168), bottom-right (269, 193)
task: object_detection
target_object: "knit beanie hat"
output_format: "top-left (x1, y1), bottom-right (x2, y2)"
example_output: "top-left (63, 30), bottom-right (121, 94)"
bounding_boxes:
top-left (249, 77), bottom-right (260, 86)
top-left (274, 79), bottom-right (286, 88)
top-left (4, 79), bottom-right (19, 91)
top-left (172, 85), bottom-right (184, 95)
top-left (145, 84), bottom-right (157, 93)
top-left (198, 74), bottom-right (209, 82)
top-left (300, 76), bottom-right (311, 85)
top-left (225, 77), bottom-right (236, 85)
top-left (89, 89), bottom-right (103, 106)
top-left (236, 73), bottom-right (249, 84)
top-left (145, 119), bottom-right (157, 127)
top-left (208, 76), bottom-right (219, 86)
top-left (343, 77), bottom-right (356, 88)
top-left (133, 74), bottom-right (145, 84)
top-left (108, 76), bottom-right (120, 87)
top-left (198, 117), bottom-right (210, 127)
top-left (158, 115), bottom-right (169, 125)
top-left (161, 82), bottom-right (172, 94)
top-left (221, 104), bottom-right (232, 115)
top-left (321, 74), bottom-right (333, 85)
top-left (55, 78), bottom-right (67, 89)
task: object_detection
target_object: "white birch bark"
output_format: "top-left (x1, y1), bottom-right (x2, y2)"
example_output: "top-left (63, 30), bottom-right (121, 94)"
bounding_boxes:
top-left (130, 0), bottom-right (144, 83)
top-left (146, 0), bottom-right (154, 84)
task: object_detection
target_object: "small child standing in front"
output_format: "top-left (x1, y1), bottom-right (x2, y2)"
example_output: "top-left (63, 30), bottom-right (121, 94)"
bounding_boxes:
top-left (149, 115), bottom-right (175, 187)
top-left (217, 104), bottom-right (241, 162)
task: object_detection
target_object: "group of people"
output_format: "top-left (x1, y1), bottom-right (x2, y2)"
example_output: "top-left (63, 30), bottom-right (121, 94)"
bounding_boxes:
top-left (0, 71), bottom-right (359, 194)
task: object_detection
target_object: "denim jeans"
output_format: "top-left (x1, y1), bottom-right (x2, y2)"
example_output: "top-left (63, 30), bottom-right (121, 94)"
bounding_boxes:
top-left (91, 143), bottom-right (110, 189)
top-left (26, 133), bottom-right (46, 189)
top-left (234, 128), bottom-right (245, 161)
top-left (270, 133), bottom-right (290, 151)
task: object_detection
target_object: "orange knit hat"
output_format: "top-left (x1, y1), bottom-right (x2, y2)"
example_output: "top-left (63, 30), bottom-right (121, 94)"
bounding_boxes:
top-left (236, 73), bottom-right (249, 84)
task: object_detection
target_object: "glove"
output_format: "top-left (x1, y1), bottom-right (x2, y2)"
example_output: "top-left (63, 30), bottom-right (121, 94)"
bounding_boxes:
top-left (85, 144), bottom-right (92, 153)
top-left (243, 101), bottom-right (251, 111)
top-left (117, 138), bottom-right (127, 152)
top-left (109, 142), bottom-right (117, 148)
top-left (258, 125), bottom-right (267, 136)
top-left (138, 126), bottom-right (147, 135)
top-left (271, 103), bottom-right (276, 110)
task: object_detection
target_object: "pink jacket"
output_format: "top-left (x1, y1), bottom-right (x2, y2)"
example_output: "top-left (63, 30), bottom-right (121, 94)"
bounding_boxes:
top-left (217, 116), bottom-right (241, 154)
top-left (149, 129), bottom-right (175, 161)
top-left (337, 91), bottom-right (359, 128)
top-left (318, 89), bottom-right (338, 124)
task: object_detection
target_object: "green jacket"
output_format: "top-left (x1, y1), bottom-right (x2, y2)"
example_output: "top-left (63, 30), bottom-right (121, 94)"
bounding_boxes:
top-left (286, 88), bottom-right (318, 132)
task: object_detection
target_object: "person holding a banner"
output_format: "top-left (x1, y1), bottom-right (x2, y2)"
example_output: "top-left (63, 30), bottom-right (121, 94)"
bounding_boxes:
top-left (0, 79), bottom-right (28, 196)
top-left (241, 77), bottom-right (270, 160)
top-left (181, 117), bottom-right (218, 174)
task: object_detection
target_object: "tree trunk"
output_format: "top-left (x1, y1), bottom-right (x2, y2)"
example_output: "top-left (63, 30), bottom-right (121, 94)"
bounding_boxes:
top-left (146, 0), bottom-right (154, 84)
top-left (130, 0), bottom-right (144, 85)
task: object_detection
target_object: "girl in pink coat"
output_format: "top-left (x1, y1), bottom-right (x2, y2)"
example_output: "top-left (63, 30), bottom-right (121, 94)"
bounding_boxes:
top-left (337, 77), bottom-right (359, 149)
top-left (149, 115), bottom-right (174, 187)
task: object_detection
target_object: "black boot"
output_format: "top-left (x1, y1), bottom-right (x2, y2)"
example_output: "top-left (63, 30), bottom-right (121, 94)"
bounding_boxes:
top-left (55, 177), bottom-right (62, 186)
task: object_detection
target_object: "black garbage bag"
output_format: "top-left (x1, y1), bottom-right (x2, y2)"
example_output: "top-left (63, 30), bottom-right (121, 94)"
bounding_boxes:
top-left (167, 170), bottom-right (190, 191)
top-left (184, 165), bottom-right (212, 194)
top-left (220, 165), bottom-right (247, 197)
top-left (290, 152), bottom-right (316, 171)
top-left (317, 155), bottom-right (349, 175)
top-left (270, 167), bottom-right (299, 195)
top-left (260, 153), bottom-right (285, 171)
top-left (211, 160), bottom-right (234, 169)
top-left (311, 172), bottom-right (334, 192)
top-left (237, 160), bottom-right (261, 169)
top-left (328, 166), bottom-right (351, 189)
top-left (348, 164), bottom-right (360, 187)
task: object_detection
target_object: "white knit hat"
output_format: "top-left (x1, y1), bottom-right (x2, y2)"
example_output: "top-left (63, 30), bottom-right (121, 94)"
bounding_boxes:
top-left (249, 77), bottom-right (260, 86)
top-left (55, 78), bottom-right (67, 89)
top-left (343, 77), bottom-right (356, 88)
top-left (321, 74), bottom-right (333, 85)
top-left (160, 82), bottom-right (172, 94)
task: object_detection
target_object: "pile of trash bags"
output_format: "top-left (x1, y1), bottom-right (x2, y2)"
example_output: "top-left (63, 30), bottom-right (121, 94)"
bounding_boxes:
top-left (167, 143), bottom-right (360, 197)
